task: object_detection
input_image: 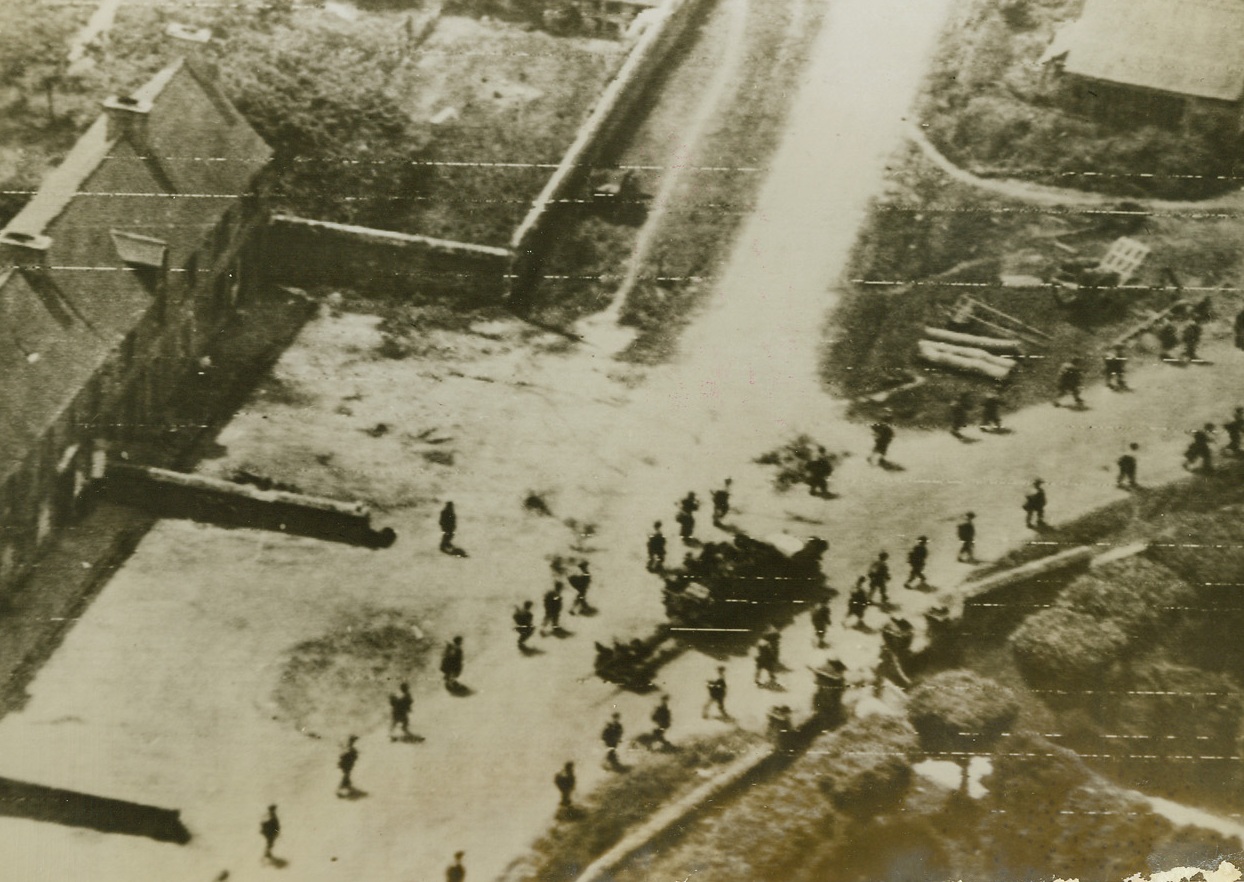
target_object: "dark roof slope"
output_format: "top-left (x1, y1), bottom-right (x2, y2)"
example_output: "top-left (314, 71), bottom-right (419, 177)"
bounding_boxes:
top-left (0, 59), bottom-right (270, 483)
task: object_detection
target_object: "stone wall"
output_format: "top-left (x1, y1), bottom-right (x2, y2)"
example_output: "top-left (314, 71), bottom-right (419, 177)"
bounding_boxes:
top-left (508, 0), bottom-right (714, 305)
top-left (264, 214), bottom-right (513, 304)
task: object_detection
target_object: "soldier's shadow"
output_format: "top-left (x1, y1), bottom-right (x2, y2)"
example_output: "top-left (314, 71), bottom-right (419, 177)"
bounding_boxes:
top-left (519, 645), bottom-right (546, 656)
top-left (954, 435), bottom-right (982, 445)
top-left (392, 732), bottom-right (425, 744)
top-left (981, 427), bottom-right (1014, 435)
top-left (550, 627), bottom-right (575, 639)
top-left (264, 856), bottom-right (290, 869)
top-left (556, 805), bottom-right (586, 823)
top-left (336, 786), bottom-right (368, 801)
top-left (447, 682), bottom-right (475, 697)
top-left (879, 460), bottom-right (906, 472)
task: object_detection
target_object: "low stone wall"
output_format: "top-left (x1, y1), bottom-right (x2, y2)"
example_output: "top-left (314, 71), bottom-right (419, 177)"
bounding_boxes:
top-left (264, 214), bottom-right (512, 303)
top-left (508, 0), bottom-right (714, 305)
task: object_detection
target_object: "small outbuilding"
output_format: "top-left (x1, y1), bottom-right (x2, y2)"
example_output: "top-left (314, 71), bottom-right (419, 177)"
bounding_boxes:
top-left (1045, 0), bottom-right (1244, 131)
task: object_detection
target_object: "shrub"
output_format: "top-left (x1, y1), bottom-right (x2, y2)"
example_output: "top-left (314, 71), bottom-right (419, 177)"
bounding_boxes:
top-left (1010, 607), bottom-right (1130, 683)
top-left (812, 714), bottom-right (919, 817)
top-left (908, 670), bottom-right (1019, 790)
top-left (1059, 557), bottom-right (1193, 635)
top-left (1147, 507), bottom-right (1244, 587)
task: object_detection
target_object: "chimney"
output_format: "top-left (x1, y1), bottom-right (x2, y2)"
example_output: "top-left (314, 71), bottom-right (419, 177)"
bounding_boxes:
top-left (102, 94), bottom-right (155, 152)
top-left (0, 229), bottom-right (53, 272)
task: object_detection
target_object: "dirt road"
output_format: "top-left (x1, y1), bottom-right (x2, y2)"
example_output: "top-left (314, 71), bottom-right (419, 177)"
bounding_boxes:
top-left (4, 0), bottom-right (1243, 880)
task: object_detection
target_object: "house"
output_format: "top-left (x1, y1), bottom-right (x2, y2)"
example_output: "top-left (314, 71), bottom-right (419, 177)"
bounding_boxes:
top-left (1045, 0), bottom-right (1244, 131)
top-left (0, 58), bottom-right (271, 594)
top-left (571, 0), bottom-right (660, 38)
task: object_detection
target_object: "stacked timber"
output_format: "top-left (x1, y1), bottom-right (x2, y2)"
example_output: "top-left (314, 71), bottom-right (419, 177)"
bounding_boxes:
top-left (917, 326), bottom-right (1020, 380)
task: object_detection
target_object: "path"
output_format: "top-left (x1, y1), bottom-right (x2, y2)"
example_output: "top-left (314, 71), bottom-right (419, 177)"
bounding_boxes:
top-left (907, 123), bottom-right (1244, 214)
top-left (2, 1), bottom-right (1244, 881)
top-left (597, 0), bottom-right (750, 326)
top-left (67, 0), bottom-right (124, 70)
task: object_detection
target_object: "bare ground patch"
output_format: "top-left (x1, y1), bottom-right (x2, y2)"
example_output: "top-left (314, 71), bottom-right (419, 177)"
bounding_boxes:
top-left (272, 605), bottom-right (437, 738)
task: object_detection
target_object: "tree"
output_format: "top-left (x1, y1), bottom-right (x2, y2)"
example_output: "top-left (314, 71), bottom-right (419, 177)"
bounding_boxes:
top-left (217, 19), bottom-right (432, 227)
top-left (0, 6), bottom-right (89, 124)
top-left (907, 670), bottom-right (1018, 796)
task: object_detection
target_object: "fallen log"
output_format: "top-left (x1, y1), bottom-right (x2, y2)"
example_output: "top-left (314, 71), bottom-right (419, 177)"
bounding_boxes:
top-left (923, 326), bottom-right (1022, 354)
top-left (922, 339), bottom-right (1016, 370)
top-left (917, 340), bottom-right (1014, 380)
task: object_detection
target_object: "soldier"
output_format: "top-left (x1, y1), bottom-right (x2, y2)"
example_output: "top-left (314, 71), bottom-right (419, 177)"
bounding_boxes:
top-left (675, 507), bottom-right (695, 543)
top-left (513, 600), bottom-right (535, 650)
top-left (650, 694), bottom-right (672, 747)
top-left (1184, 424), bottom-right (1215, 472)
top-left (703, 666), bottom-right (728, 719)
top-left (711, 479), bottom-right (732, 525)
top-left (602, 712), bottom-right (624, 768)
top-left (810, 599), bottom-right (831, 648)
top-left (388, 682), bottom-right (413, 741)
top-left (846, 576), bottom-right (870, 628)
top-left (1104, 346), bottom-right (1128, 391)
top-left (1023, 479), bottom-right (1047, 529)
top-left (260, 804), bottom-right (280, 862)
top-left (869, 419), bottom-right (895, 466)
top-left (1224, 407), bottom-right (1244, 456)
top-left (541, 583), bottom-right (564, 635)
top-left (904, 536), bottom-right (929, 588)
top-left (867, 551), bottom-right (891, 605)
top-left (438, 501), bottom-right (457, 553)
top-left (956, 512), bottom-right (977, 563)
top-left (554, 762), bottom-right (576, 808)
top-left (807, 448), bottom-right (833, 497)
top-left (567, 561), bottom-right (592, 615)
top-left (441, 636), bottom-right (464, 690)
top-left (754, 639), bottom-right (778, 687)
top-left (950, 394), bottom-right (972, 439)
top-left (1054, 360), bottom-right (1084, 408)
top-left (679, 492), bottom-right (700, 518)
top-left (1117, 443), bottom-right (1139, 489)
top-left (337, 735), bottom-right (359, 794)
top-left (1236, 308), bottom-right (1244, 350)
top-left (647, 521), bottom-right (667, 571)
top-left (446, 851), bottom-right (466, 882)
top-left (981, 391), bottom-right (1004, 432)
top-left (1182, 320), bottom-right (1202, 362)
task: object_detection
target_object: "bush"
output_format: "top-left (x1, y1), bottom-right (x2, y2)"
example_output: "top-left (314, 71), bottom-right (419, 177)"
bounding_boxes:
top-left (812, 714), bottom-right (919, 817)
top-left (1010, 607), bottom-right (1130, 683)
top-left (1147, 506), bottom-right (1244, 586)
top-left (1059, 557), bottom-right (1193, 635)
top-left (908, 670), bottom-right (1019, 782)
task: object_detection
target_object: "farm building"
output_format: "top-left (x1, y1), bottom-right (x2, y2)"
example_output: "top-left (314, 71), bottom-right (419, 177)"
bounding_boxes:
top-left (1045, 0), bottom-right (1244, 132)
top-left (0, 58), bottom-right (271, 594)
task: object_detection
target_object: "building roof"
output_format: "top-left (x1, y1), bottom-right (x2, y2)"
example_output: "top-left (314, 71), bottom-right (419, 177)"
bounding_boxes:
top-left (0, 58), bottom-right (270, 484)
top-left (1061, 0), bottom-right (1244, 102)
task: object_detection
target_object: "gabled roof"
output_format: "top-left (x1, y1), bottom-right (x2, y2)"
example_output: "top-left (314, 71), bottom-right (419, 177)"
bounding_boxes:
top-left (0, 58), bottom-right (270, 483)
top-left (1061, 0), bottom-right (1244, 102)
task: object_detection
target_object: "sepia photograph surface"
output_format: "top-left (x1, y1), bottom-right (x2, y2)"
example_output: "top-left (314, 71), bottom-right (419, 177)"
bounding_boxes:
top-left (1, 0), bottom-right (1243, 880)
